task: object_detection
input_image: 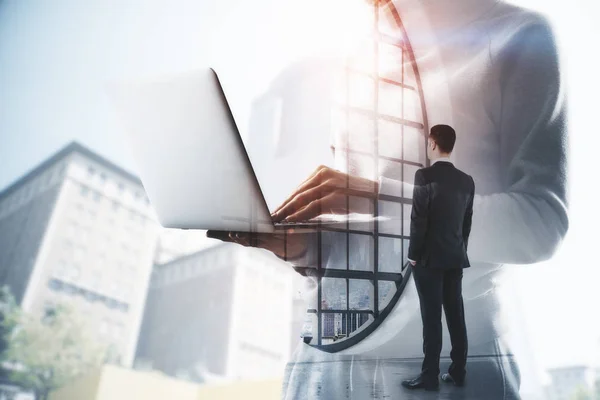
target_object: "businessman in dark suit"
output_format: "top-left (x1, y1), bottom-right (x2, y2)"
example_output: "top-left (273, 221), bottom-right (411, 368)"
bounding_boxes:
top-left (401, 124), bottom-right (475, 391)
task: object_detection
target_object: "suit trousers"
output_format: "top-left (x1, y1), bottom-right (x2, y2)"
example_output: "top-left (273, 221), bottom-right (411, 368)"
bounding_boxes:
top-left (412, 265), bottom-right (468, 382)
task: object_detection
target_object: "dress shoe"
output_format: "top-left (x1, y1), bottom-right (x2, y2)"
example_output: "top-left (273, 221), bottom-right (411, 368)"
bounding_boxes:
top-left (441, 373), bottom-right (465, 387)
top-left (401, 375), bottom-right (439, 391)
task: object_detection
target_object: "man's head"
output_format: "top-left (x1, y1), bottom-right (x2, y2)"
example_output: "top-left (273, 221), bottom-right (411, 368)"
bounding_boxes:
top-left (427, 124), bottom-right (456, 160)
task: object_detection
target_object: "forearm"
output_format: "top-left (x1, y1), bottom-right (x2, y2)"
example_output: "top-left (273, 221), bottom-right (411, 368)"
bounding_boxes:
top-left (377, 177), bottom-right (568, 264)
top-left (282, 232), bottom-right (320, 268)
top-left (469, 191), bottom-right (568, 264)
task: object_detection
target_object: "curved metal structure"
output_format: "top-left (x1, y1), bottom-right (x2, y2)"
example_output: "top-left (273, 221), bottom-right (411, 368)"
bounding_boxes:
top-left (293, 0), bottom-right (430, 352)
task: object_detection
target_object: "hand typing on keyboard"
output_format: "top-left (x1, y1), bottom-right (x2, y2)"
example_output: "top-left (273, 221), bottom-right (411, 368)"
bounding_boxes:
top-left (271, 165), bottom-right (379, 223)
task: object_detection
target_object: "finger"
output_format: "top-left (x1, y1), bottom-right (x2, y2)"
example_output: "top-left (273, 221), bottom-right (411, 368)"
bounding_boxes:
top-left (272, 166), bottom-right (331, 215)
top-left (285, 192), bottom-right (338, 222)
top-left (215, 232), bottom-right (236, 243)
top-left (207, 230), bottom-right (234, 242)
top-left (293, 165), bottom-right (330, 193)
top-left (273, 171), bottom-right (325, 215)
top-left (273, 170), bottom-right (337, 221)
top-left (273, 182), bottom-right (336, 222)
top-left (226, 232), bottom-right (247, 247)
top-left (235, 232), bottom-right (254, 247)
top-left (228, 232), bottom-right (241, 244)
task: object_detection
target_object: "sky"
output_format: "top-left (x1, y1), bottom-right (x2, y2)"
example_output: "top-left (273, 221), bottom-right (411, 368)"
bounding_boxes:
top-left (1, 0), bottom-right (600, 371)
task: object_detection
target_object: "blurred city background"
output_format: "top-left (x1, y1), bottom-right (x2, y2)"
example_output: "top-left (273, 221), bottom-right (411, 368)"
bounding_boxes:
top-left (0, 140), bottom-right (598, 399)
top-left (2, 0), bottom-right (600, 399)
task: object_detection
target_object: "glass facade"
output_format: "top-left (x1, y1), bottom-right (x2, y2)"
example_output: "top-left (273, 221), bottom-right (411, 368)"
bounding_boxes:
top-left (302, 0), bottom-right (428, 350)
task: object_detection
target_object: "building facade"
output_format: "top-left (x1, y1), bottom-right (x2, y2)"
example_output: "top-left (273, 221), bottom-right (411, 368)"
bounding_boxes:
top-left (547, 365), bottom-right (599, 400)
top-left (135, 243), bottom-right (296, 381)
top-left (0, 143), bottom-right (161, 367)
top-left (1, 141), bottom-right (304, 377)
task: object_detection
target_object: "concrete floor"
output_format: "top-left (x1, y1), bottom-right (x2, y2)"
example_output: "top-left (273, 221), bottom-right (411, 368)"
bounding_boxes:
top-left (282, 356), bottom-right (521, 400)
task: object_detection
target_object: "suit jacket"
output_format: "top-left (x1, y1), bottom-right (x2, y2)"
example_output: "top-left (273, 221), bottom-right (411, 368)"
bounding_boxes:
top-left (408, 161), bottom-right (475, 269)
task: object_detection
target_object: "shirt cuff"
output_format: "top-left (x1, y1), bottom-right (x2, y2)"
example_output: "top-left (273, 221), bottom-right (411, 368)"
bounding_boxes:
top-left (407, 258), bottom-right (415, 263)
top-left (378, 176), bottom-right (403, 197)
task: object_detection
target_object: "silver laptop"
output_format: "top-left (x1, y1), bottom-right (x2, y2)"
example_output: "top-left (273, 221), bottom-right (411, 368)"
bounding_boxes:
top-left (109, 68), bottom-right (361, 233)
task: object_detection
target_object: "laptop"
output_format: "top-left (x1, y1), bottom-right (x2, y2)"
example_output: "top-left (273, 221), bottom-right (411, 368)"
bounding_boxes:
top-left (108, 68), bottom-right (378, 233)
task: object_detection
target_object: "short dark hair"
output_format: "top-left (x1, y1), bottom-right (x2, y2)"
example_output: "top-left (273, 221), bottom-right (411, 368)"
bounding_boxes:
top-left (429, 124), bottom-right (456, 153)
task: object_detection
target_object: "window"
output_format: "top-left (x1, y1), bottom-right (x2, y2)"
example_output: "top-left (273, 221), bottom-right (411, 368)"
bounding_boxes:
top-left (93, 191), bottom-right (102, 203)
top-left (297, 1), bottom-right (427, 351)
top-left (80, 185), bottom-right (89, 197)
top-left (118, 182), bottom-right (125, 193)
top-left (42, 302), bottom-right (57, 323)
top-left (87, 166), bottom-right (95, 177)
top-left (99, 173), bottom-right (107, 184)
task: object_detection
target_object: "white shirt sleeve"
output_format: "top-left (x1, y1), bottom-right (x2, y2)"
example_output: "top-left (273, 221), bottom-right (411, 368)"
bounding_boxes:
top-left (467, 20), bottom-right (568, 265)
top-left (378, 176), bottom-right (404, 197)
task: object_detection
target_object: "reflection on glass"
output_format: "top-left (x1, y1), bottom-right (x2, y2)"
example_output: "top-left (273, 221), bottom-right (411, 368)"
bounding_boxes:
top-left (378, 42), bottom-right (403, 82)
top-left (403, 204), bottom-right (411, 235)
top-left (321, 312), bottom-right (372, 344)
top-left (378, 281), bottom-right (396, 310)
top-left (403, 164), bottom-right (419, 199)
top-left (378, 159), bottom-right (403, 182)
top-left (378, 81), bottom-right (403, 118)
top-left (378, 119), bottom-right (403, 159)
top-left (403, 126), bottom-right (425, 164)
top-left (322, 232), bottom-right (347, 270)
top-left (348, 73), bottom-right (374, 110)
top-left (348, 113), bottom-right (375, 153)
top-left (400, 49), bottom-right (418, 88)
top-left (347, 153), bottom-right (375, 181)
top-left (378, 200), bottom-right (402, 235)
top-left (378, 6), bottom-right (402, 40)
top-left (350, 235), bottom-right (374, 272)
top-left (347, 38), bottom-right (375, 74)
top-left (348, 196), bottom-right (375, 233)
top-left (321, 278), bottom-right (347, 310)
top-left (349, 279), bottom-right (373, 309)
top-left (378, 237), bottom-right (403, 273)
top-left (402, 89), bottom-right (422, 124)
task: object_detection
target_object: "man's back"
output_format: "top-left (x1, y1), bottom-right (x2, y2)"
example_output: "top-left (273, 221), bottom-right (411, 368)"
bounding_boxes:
top-left (409, 161), bottom-right (475, 270)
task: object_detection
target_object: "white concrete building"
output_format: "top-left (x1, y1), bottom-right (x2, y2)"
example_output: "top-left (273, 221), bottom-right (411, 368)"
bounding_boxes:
top-left (135, 243), bottom-right (297, 382)
top-left (0, 143), bottom-right (161, 367)
top-left (547, 365), bottom-right (598, 400)
top-left (0, 141), bottom-right (300, 377)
